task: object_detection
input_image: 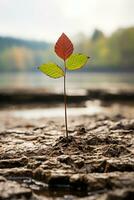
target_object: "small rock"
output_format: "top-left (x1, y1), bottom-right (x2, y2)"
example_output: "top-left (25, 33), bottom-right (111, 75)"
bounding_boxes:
top-left (0, 157), bottom-right (28, 169)
top-left (74, 160), bottom-right (85, 169)
top-left (57, 155), bottom-right (73, 165)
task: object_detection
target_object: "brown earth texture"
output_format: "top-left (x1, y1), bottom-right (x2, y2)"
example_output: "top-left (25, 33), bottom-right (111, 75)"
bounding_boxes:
top-left (0, 107), bottom-right (134, 200)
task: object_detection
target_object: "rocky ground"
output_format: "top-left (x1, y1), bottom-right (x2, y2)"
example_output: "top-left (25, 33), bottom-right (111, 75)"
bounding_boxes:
top-left (0, 108), bottom-right (134, 200)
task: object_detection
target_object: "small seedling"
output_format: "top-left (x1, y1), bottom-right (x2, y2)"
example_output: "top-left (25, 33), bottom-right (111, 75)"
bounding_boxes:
top-left (38, 33), bottom-right (89, 139)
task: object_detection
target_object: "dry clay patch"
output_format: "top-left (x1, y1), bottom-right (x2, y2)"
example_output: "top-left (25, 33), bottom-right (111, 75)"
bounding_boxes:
top-left (0, 115), bottom-right (134, 199)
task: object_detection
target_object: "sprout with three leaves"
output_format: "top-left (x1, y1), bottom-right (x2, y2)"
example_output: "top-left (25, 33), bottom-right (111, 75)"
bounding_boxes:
top-left (38, 33), bottom-right (89, 139)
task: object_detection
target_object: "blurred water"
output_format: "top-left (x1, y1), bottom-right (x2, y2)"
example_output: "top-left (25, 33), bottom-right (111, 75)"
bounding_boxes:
top-left (0, 72), bottom-right (134, 91)
top-left (13, 106), bottom-right (102, 119)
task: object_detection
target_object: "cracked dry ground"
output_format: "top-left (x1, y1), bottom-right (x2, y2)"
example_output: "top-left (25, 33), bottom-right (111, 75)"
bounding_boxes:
top-left (0, 114), bottom-right (134, 200)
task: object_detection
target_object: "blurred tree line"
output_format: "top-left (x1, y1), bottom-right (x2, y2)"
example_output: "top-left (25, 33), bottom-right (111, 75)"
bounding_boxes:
top-left (0, 27), bottom-right (134, 72)
top-left (0, 37), bottom-right (52, 71)
top-left (76, 27), bottom-right (134, 69)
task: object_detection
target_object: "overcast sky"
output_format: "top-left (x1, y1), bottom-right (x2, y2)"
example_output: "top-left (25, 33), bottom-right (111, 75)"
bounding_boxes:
top-left (0, 0), bottom-right (134, 42)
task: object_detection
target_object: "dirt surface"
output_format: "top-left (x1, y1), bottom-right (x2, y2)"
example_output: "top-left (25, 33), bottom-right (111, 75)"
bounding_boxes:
top-left (0, 111), bottom-right (134, 200)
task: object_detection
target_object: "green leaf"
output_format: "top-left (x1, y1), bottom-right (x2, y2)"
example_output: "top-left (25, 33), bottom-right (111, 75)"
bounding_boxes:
top-left (66, 54), bottom-right (89, 70)
top-left (38, 62), bottom-right (64, 78)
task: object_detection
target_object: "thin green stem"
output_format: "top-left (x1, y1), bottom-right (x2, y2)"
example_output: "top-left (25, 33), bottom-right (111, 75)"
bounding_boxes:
top-left (64, 61), bottom-right (68, 139)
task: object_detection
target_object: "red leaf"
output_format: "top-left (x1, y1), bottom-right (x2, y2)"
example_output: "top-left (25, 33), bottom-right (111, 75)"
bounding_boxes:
top-left (55, 33), bottom-right (74, 60)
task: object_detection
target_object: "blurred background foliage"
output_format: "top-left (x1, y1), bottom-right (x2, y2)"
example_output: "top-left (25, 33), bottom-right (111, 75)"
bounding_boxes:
top-left (0, 27), bottom-right (134, 72)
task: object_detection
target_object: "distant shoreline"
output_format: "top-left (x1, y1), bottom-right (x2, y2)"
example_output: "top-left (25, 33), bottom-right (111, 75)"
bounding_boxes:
top-left (0, 68), bottom-right (134, 73)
